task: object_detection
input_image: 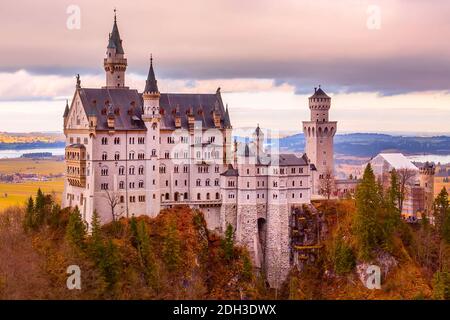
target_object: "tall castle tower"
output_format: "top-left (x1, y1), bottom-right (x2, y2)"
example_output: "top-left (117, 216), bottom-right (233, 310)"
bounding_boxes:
top-left (303, 87), bottom-right (337, 195)
top-left (103, 10), bottom-right (128, 88)
top-left (142, 56), bottom-right (161, 217)
top-left (419, 162), bottom-right (435, 219)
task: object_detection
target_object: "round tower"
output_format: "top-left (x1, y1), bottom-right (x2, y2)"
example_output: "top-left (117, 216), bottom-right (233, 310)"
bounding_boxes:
top-left (420, 162), bottom-right (435, 217)
top-left (103, 10), bottom-right (128, 88)
top-left (302, 86), bottom-right (337, 196)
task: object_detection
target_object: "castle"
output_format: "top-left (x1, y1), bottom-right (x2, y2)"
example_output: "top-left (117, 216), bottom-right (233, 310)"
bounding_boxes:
top-left (62, 14), bottom-right (336, 288)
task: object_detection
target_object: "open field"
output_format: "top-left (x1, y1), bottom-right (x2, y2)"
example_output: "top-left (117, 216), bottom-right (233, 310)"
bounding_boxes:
top-left (0, 178), bottom-right (64, 211)
top-left (0, 158), bottom-right (64, 175)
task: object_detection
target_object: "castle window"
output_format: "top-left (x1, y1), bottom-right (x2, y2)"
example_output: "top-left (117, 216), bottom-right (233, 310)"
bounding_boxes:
top-left (129, 151), bottom-right (135, 160)
top-left (114, 137), bottom-right (120, 145)
top-left (129, 137), bottom-right (135, 144)
top-left (119, 166), bottom-right (125, 175)
top-left (130, 196), bottom-right (136, 203)
top-left (101, 167), bottom-right (108, 176)
top-left (215, 179), bottom-right (219, 186)
top-left (175, 180), bottom-right (178, 186)
top-left (292, 181), bottom-right (295, 187)
top-left (273, 181), bottom-right (278, 187)
top-left (138, 166), bottom-right (144, 175)
top-left (299, 193), bottom-right (303, 198)
top-left (114, 152), bottom-right (120, 161)
top-left (138, 137), bottom-right (145, 144)
top-left (216, 192), bottom-right (220, 200)
top-left (129, 166), bottom-right (135, 175)
top-left (197, 193), bottom-right (201, 200)
top-left (300, 180), bottom-right (303, 186)
top-left (167, 136), bottom-right (175, 144)
top-left (247, 194), bottom-right (250, 200)
top-left (138, 181), bottom-right (144, 188)
top-left (215, 166), bottom-right (220, 173)
top-left (151, 149), bottom-right (157, 156)
top-left (102, 152), bottom-right (107, 161)
top-left (119, 181), bottom-right (124, 189)
top-left (165, 193), bottom-right (170, 200)
top-left (292, 193), bottom-right (295, 198)
top-left (205, 179), bottom-right (210, 186)
top-left (101, 137), bottom-right (108, 145)
top-left (129, 182), bottom-right (135, 189)
top-left (299, 168), bottom-right (304, 174)
top-left (206, 193), bottom-right (210, 200)
top-left (120, 195), bottom-right (124, 203)
top-left (196, 179), bottom-right (201, 187)
top-left (100, 183), bottom-right (109, 190)
top-left (183, 165), bottom-right (189, 173)
top-left (184, 192), bottom-right (188, 199)
top-left (247, 182), bottom-right (250, 188)
top-left (153, 179), bottom-right (156, 185)
top-left (184, 180), bottom-right (188, 186)
top-left (138, 195), bottom-right (145, 202)
top-left (291, 168), bottom-right (296, 174)
top-left (165, 152), bottom-right (170, 159)
top-left (165, 180), bottom-right (169, 187)
top-left (159, 165), bottom-right (166, 174)
top-left (247, 169), bottom-right (250, 175)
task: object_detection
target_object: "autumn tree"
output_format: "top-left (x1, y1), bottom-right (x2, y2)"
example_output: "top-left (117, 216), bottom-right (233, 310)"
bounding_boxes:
top-left (397, 168), bottom-right (417, 214)
top-left (101, 189), bottom-right (123, 222)
top-left (319, 169), bottom-right (335, 200)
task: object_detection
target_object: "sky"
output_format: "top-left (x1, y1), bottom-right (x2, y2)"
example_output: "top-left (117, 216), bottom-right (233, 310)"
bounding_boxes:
top-left (0, 0), bottom-right (449, 134)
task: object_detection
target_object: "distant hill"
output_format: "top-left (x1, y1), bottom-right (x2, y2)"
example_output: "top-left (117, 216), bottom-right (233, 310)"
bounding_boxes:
top-left (273, 133), bottom-right (450, 158)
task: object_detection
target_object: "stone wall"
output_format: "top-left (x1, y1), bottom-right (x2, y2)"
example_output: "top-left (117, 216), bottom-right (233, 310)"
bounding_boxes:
top-left (265, 203), bottom-right (290, 288)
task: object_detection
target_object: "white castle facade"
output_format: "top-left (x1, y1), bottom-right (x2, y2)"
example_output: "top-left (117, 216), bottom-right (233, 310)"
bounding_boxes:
top-left (62, 15), bottom-right (337, 288)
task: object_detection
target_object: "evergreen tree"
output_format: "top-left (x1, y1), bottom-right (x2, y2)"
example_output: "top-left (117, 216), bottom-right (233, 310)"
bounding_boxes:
top-left (434, 188), bottom-right (450, 240)
top-left (241, 253), bottom-right (253, 281)
top-left (34, 188), bottom-right (46, 226)
top-left (163, 217), bottom-right (181, 272)
top-left (89, 210), bottom-right (104, 259)
top-left (48, 204), bottom-right (61, 229)
top-left (23, 196), bottom-right (35, 231)
top-left (65, 206), bottom-right (87, 249)
top-left (334, 237), bottom-right (356, 274)
top-left (222, 223), bottom-right (235, 261)
top-left (98, 239), bottom-right (120, 289)
top-left (129, 215), bottom-right (139, 248)
top-left (353, 163), bottom-right (383, 260)
top-left (382, 169), bottom-right (402, 250)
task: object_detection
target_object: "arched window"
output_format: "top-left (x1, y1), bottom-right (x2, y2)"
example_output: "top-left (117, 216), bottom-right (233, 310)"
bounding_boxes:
top-left (206, 193), bottom-right (210, 200)
top-left (138, 165), bottom-right (144, 175)
top-left (197, 193), bottom-right (201, 200)
top-left (129, 166), bottom-right (135, 175)
top-left (215, 192), bottom-right (220, 200)
top-left (119, 166), bottom-right (125, 175)
top-left (128, 151), bottom-right (135, 160)
top-left (114, 152), bottom-right (120, 160)
top-left (102, 152), bottom-right (107, 161)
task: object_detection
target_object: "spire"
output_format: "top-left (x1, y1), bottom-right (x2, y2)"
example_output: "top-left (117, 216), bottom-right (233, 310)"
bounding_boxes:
top-left (144, 54), bottom-right (159, 93)
top-left (63, 99), bottom-right (70, 117)
top-left (224, 104), bottom-right (231, 127)
top-left (108, 9), bottom-right (124, 54)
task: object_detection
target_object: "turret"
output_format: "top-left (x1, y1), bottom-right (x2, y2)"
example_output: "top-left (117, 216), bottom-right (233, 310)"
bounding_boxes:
top-left (103, 10), bottom-right (128, 88)
top-left (252, 124), bottom-right (264, 159)
top-left (420, 162), bottom-right (435, 217)
top-left (142, 55), bottom-right (161, 121)
top-left (309, 86), bottom-right (331, 122)
top-left (63, 99), bottom-right (70, 128)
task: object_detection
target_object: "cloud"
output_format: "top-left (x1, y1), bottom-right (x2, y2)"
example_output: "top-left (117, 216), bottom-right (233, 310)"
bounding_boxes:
top-left (1, 0), bottom-right (450, 95)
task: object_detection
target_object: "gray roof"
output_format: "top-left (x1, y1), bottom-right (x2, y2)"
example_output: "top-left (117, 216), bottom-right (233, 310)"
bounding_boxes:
top-left (277, 153), bottom-right (308, 166)
top-left (158, 92), bottom-right (230, 130)
top-left (144, 57), bottom-right (158, 93)
top-left (76, 87), bottom-right (231, 131)
top-left (309, 87), bottom-right (330, 99)
top-left (108, 16), bottom-right (124, 54)
top-left (221, 164), bottom-right (239, 176)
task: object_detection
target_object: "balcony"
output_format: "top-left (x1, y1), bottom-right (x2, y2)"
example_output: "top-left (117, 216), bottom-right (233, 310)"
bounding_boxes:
top-left (65, 144), bottom-right (87, 187)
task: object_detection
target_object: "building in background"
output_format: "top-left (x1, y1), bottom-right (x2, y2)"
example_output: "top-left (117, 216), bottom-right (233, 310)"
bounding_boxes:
top-left (369, 153), bottom-right (435, 221)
